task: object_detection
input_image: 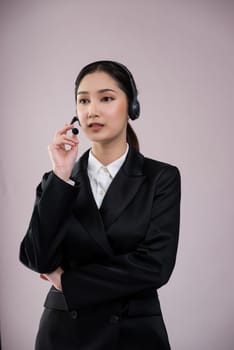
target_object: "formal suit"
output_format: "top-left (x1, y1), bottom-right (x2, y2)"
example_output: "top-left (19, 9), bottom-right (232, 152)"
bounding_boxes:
top-left (20, 146), bottom-right (181, 350)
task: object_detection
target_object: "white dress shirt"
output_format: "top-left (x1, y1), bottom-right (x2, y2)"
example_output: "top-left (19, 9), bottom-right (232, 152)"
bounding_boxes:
top-left (87, 144), bottom-right (129, 208)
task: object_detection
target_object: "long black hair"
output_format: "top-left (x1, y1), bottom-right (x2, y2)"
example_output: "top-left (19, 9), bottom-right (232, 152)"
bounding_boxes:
top-left (74, 60), bottom-right (140, 151)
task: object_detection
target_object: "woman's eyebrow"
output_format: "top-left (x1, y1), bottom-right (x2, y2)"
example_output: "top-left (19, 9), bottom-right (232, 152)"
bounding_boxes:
top-left (77, 88), bottom-right (117, 95)
top-left (97, 88), bottom-right (117, 93)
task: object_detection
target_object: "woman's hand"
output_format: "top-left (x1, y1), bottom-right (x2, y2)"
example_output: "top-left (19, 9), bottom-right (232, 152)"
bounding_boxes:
top-left (40, 266), bottom-right (64, 291)
top-left (48, 124), bottom-right (79, 181)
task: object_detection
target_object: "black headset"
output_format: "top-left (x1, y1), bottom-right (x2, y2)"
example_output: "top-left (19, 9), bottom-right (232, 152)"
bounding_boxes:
top-left (111, 61), bottom-right (140, 120)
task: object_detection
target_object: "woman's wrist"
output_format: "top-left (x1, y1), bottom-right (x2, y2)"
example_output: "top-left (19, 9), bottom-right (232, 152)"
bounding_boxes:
top-left (53, 167), bottom-right (72, 182)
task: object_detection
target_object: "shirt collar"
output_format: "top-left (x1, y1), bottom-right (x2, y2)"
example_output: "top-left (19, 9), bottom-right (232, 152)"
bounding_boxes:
top-left (88, 144), bottom-right (129, 179)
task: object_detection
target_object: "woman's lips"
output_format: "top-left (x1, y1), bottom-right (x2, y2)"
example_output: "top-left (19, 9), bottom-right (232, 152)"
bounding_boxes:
top-left (89, 123), bottom-right (104, 131)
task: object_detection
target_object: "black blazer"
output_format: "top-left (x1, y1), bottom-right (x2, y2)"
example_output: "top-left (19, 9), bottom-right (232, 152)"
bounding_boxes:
top-left (20, 146), bottom-right (181, 312)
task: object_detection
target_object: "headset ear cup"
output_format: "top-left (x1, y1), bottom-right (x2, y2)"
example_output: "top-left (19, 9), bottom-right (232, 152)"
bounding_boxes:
top-left (129, 100), bottom-right (140, 120)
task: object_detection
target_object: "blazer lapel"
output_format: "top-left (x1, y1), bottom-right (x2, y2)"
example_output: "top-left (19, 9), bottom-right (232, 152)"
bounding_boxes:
top-left (70, 147), bottom-right (146, 251)
top-left (70, 151), bottom-right (113, 257)
top-left (99, 147), bottom-right (146, 229)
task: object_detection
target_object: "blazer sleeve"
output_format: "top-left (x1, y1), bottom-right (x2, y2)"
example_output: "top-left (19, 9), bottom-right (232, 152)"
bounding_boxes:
top-left (19, 172), bottom-right (79, 273)
top-left (61, 165), bottom-right (181, 310)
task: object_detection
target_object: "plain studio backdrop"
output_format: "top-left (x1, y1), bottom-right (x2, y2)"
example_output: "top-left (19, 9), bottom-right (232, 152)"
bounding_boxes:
top-left (0, 0), bottom-right (233, 349)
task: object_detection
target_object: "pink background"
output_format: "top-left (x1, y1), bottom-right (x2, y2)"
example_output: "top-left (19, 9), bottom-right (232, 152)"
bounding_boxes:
top-left (1, 0), bottom-right (233, 349)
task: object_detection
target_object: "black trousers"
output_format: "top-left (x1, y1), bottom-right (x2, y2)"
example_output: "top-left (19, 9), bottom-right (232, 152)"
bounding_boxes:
top-left (35, 297), bottom-right (171, 350)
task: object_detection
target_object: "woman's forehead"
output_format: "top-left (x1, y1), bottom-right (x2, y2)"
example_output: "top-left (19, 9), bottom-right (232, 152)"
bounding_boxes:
top-left (78, 71), bottom-right (120, 92)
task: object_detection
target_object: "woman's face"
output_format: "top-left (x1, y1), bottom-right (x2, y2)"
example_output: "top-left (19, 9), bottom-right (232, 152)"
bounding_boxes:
top-left (76, 71), bottom-right (128, 146)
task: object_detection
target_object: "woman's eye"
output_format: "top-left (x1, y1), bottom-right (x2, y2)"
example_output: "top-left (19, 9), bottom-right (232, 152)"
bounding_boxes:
top-left (79, 98), bottom-right (89, 104)
top-left (101, 96), bottom-right (114, 102)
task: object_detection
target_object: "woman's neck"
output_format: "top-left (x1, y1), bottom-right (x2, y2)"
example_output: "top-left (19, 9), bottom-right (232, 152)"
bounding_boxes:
top-left (91, 141), bottom-right (128, 166)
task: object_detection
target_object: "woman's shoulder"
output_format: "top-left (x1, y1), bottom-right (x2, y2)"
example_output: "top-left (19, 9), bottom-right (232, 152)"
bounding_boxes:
top-left (141, 153), bottom-right (180, 180)
top-left (143, 155), bottom-right (178, 170)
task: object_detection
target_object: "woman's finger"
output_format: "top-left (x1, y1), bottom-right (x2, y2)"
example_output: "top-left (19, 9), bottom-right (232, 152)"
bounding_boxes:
top-left (39, 274), bottom-right (49, 281)
top-left (52, 135), bottom-right (79, 147)
top-left (56, 124), bottom-right (74, 136)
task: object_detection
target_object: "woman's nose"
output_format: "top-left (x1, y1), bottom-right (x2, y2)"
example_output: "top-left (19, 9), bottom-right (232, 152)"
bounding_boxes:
top-left (88, 101), bottom-right (99, 118)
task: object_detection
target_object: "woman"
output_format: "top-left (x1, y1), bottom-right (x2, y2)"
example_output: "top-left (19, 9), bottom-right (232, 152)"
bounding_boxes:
top-left (20, 60), bottom-right (181, 350)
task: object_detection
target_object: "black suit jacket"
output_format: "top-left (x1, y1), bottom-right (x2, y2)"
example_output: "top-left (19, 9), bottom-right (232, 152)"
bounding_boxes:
top-left (20, 146), bottom-right (181, 312)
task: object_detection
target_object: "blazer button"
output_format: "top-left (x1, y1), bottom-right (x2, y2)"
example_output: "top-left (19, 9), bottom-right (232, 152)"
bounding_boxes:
top-left (71, 310), bottom-right (78, 319)
top-left (110, 315), bottom-right (120, 324)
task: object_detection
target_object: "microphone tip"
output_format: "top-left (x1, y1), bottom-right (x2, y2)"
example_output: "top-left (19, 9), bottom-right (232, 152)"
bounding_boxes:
top-left (72, 128), bottom-right (79, 135)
